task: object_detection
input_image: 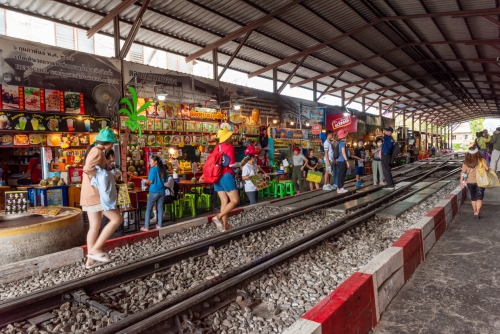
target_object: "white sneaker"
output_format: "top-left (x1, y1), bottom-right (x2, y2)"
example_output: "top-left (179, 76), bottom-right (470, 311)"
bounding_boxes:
top-left (337, 188), bottom-right (348, 194)
top-left (150, 217), bottom-right (157, 223)
top-left (333, 184), bottom-right (338, 189)
top-left (323, 184), bottom-right (331, 190)
top-left (212, 216), bottom-right (223, 231)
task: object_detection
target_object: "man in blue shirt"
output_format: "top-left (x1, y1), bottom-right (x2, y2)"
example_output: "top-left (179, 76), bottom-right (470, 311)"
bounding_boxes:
top-left (381, 127), bottom-right (395, 190)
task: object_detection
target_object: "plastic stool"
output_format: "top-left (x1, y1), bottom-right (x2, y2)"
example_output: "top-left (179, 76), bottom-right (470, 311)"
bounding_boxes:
top-left (284, 181), bottom-right (295, 196)
top-left (179, 196), bottom-right (196, 217)
top-left (198, 193), bottom-right (212, 210)
top-left (275, 183), bottom-right (286, 198)
top-left (258, 189), bottom-right (265, 198)
top-left (264, 181), bottom-right (276, 197)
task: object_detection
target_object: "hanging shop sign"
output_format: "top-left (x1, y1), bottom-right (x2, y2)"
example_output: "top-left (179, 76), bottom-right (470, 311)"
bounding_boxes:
top-left (325, 113), bottom-right (358, 133)
top-left (311, 124), bottom-right (322, 135)
top-left (0, 35), bottom-right (121, 117)
top-left (0, 111), bottom-right (111, 133)
top-left (271, 128), bottom-right (309, 139)
top-left (190, 107), bottom-right (226, 121)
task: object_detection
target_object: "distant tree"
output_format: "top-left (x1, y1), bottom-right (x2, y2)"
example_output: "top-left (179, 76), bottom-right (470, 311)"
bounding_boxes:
top-left (468, 118), bottom-right (485, 136)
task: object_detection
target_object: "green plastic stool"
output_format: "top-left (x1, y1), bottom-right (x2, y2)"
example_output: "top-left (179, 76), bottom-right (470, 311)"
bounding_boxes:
top-left (284, 181), bottom-right (295, 196)
top-left (264, 181), bottom-right (276, 197)
top-left (198, 193), bottom-right (211, 210)
top-left (179, 196), bottom-right (196, 217)
top-left (258, 189), bottom-right (265, 198)
top-left (275, 183), bottom-right (286, 198)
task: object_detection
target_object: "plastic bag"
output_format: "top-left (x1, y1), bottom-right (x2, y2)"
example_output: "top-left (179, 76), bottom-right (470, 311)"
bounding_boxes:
top-left (476, 161), bottom-right (499, 188)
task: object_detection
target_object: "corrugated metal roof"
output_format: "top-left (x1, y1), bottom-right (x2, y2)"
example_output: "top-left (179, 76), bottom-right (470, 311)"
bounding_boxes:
top-left (1, 0), bottom-right (498, 123)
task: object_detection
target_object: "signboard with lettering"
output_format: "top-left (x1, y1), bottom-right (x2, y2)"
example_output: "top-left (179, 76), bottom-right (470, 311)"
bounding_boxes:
top-left (0, 111), bottom-right (111, 133)
top-left (325, 113), bottom-right (357, 133)
top-left (0, 34), bottom-right (121, 117)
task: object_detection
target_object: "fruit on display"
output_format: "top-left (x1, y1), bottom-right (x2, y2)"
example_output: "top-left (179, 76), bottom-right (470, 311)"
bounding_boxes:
top-left (191, 177), bottom-right (197, 184)
top-left (133, 172), bottom-right (138, 176)
top-left (57, 180), bottom-right (65, 186)
top-left (139, 160), bottom-right (144, 166)
top-left (39, 180), bottom-right (48, 186)
top-left (127, 182), bottom-right (135, 190)
top-left (128, 166), bottom-right (136, 173)
top-left (51, 176), bottom-right (60, 183)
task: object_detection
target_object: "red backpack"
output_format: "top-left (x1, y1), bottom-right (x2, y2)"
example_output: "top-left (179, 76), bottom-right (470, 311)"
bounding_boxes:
top-left (203, 145), bottom-right (224, 183)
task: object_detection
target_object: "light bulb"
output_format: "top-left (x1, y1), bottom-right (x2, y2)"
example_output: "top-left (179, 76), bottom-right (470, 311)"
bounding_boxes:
top-left (290, 121), bottom-right (294, 125)
top-left (306, 122), bottom-right (310, 126)
top-left (273, 119), bottom-right (277, 124)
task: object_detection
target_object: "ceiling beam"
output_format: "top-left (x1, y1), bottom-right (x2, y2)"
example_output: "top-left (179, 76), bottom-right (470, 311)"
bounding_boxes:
top-left (185, 0), bottom-right (303, 62)
top-left (317, 71), bottom-right (345, 101)
top-left (277, 55), bottom-right (308, 94)
top-left (247, 8), bottom-right (500, 78)
top-left (290, 48), bottom-right (500, 88)
top-left (119, 0), bottom-right (150, 60)
top-left (218, 30), bottom-right (252, 80)
top-left (87, 0), bottom-right (137, 38)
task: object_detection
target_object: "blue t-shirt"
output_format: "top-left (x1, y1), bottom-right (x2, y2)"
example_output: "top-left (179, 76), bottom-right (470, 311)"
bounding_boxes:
top-left (337, 141), bottom-right (346, 162)
top-left (148, 166), bottom-right (167, 193)
top-left (382, 134), bottom-right (394, 155)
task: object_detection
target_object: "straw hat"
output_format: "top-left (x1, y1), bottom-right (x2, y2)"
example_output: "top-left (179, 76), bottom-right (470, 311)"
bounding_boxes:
top-left (217, 123), bottom-right (233, 143)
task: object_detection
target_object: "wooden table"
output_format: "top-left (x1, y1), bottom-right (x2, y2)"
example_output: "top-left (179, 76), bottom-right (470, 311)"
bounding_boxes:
top-left (267, 172), bottom-right (292, 182)
top-left (176, 180), bottom-right (211, 194)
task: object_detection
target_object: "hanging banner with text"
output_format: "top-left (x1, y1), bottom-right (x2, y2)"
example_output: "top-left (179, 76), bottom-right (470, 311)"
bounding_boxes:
top-left (0, 35), bottom-right (121, 117)
top-left (325, 113), bottom-right (358, 133)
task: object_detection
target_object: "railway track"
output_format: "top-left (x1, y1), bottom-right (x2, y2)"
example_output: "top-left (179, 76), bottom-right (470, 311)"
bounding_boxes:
top-left (0, 157), bottom-right (462, 333)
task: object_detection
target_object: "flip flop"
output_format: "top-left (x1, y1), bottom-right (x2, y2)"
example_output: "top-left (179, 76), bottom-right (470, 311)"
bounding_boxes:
top-left (212, 217), bottom-right (223, 231)
top-left (140, 227), bottom-right (149, 232)
top-left (87, 252), bottom-right (112, 264)
top-left (84, 260), bottom-right (104, 270)
top-left (155, 225), bottom-right (162, 230)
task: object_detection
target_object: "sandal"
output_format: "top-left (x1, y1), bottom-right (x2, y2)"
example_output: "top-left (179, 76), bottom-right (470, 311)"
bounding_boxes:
top-left (140, 227), bottom-right (149, 232)
top-left (85, 260), bottom-right (105, 269)
top-left (87, 252), bottom-right (112, 264)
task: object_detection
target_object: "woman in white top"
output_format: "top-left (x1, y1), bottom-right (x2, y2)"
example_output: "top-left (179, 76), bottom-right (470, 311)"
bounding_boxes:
top-left (241, 154), bottom-right (259, 204)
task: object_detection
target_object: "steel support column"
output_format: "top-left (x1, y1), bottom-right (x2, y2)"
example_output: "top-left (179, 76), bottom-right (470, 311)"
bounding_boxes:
top-left (313, 80), bottom-right (317, 102)
top-left (113, 16), bottom-right (120, 58)
top-left (273, 68), bottom-right (277, 94)
top-left (341, 90), bottom-right (345, 106)
top-left (402, 110), bottom-right (406, 141)
top-left (379, 101), bottom-right (382, 116)
top-left (212, 49), bottom-right (218, 81)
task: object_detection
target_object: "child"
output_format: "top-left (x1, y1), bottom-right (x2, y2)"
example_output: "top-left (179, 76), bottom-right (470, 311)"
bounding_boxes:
top-left (353, 138), bottom-right (366, 187)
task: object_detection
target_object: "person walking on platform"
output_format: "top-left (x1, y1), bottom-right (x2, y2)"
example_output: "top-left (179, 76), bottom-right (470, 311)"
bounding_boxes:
top-left (488, 127), bottom-right (500, 176)
top-left (335, 129), bottom-right (349, 194)
top-left (476, 130), bottom-right (491, 161)
top-left (81, 128), bottom-right (123, 269)
top-left (353, 138), bottom-right (366, 187)
top-left (330, 132), bottom-right (339, 189)
top-left (305, 149), bottom-right (320, 191)
top-left (460, 145), bottom-right (489, 219)
top-left (381, 127), bottom-right (396, 190)
top-left (141, 155), bottom-right (168, 231)
top-left (291, 147), bottom-right (307, 194)
top-left (372, 137), bottom-right (384, 185)
top-left (323, 130), bottom-right (335, 190)
top-left (211, 123), bottom-right (242, 232)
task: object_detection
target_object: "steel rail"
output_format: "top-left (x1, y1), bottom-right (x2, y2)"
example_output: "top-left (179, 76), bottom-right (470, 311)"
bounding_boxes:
top-left (0, 158), bottom-right (459, 328)
top-left (102, 161), bottom-right (460, 333)
top-left (0, 161), bottom-right (438, 326)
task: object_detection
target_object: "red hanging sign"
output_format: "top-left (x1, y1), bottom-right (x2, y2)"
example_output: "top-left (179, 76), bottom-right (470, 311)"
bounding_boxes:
top-left (311, 124), bottom-right (322, 135)
top-left (325, 113), bottom-right (357, 133)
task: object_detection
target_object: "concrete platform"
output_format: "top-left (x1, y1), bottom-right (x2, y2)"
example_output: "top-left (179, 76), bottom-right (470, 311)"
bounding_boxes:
top-left (374, 191), bottom-right (500, 333)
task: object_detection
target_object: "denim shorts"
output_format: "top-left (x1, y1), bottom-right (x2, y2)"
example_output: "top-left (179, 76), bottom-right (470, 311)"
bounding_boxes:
top-left (355, 166), bottom-right (365, 176)
top-left (214, 173), bottom-right (237, 192)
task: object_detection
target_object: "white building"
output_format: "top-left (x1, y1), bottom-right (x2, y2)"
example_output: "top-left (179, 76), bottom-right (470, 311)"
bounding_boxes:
top-left (452, 123), bottom-right (473, 149)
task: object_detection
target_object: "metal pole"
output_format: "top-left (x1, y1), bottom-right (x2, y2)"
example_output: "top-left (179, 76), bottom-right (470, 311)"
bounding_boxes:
top-left (341, 89), bottom-right (345, 106)
top-left (113, 16), bottom-right (120, 58)
top-left (313, 80), bottom-right (317, 102)
top-left (212, 49), bottom-right (218, 81)
top-left (273, 68), bottom-right (277, 94)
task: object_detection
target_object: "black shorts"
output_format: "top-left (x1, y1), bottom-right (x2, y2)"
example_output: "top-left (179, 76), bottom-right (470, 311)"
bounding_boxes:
top-left (467, 183), bottom-right (485, 201)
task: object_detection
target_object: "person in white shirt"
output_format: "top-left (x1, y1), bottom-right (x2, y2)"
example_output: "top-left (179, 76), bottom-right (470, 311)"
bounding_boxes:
top-left (291, 147), bottom-right (308, 194)
top-left (323, 130), bottom-right (334, 190)
top-left (241, 154), bottom-right (259, 204)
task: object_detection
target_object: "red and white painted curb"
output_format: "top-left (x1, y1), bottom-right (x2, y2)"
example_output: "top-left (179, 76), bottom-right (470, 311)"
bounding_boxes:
top-left (284, 186), bottom-right (466, 334)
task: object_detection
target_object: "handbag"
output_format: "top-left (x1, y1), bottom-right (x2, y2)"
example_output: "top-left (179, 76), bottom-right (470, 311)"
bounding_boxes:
top-left (476, 160), bottom-right (499, 188)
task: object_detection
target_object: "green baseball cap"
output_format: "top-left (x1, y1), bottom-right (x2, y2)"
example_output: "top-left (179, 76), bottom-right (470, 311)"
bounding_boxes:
top-left (96, 127), bottom-right (118, 143)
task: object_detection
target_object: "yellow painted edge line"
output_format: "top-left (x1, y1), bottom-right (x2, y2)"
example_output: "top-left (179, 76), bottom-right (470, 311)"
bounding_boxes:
top-left (0, 208), bottom-right (82, 237)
